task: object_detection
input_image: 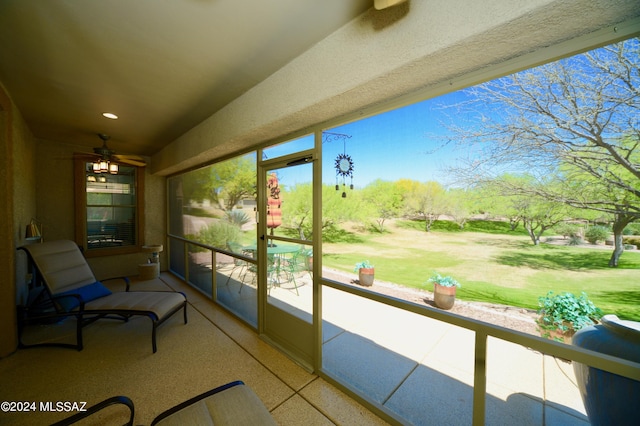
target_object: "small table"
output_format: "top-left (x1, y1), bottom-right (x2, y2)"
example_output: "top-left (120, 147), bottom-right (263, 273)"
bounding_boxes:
top-left (243, 244), bottom-right (301, 286)
top-left (139, 244), bottom-right (163, 280)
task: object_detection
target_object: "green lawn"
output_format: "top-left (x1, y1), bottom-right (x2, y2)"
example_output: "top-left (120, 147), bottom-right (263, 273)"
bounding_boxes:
top-left (321, 220), bottom-right (640, 321)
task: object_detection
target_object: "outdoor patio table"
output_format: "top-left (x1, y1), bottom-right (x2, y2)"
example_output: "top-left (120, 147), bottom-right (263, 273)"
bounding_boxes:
top-left (242, 244), bottom-right (301, 286)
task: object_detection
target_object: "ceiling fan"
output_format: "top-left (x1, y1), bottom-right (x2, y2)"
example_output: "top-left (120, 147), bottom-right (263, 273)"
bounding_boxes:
top-left (89, 133), bottom-right (147, 172)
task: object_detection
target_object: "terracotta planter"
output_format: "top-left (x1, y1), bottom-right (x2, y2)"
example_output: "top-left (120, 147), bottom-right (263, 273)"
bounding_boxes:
top-left (537, 317), bottom-right (575, 344)
top-left (358, 268), bottom-right (374, 287)
top-left (433, 283), bottom-right (457, 310)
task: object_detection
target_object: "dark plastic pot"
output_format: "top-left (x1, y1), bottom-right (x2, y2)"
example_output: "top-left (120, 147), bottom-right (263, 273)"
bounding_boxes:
top-left (572, 315), bottom-right (640, 426)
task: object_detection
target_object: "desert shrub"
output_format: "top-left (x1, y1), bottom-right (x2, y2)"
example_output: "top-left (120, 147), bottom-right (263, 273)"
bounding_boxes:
top-left (198, 221), bottom-right (240, 249)
top-left (585, 225), bottom-right (610, 244)
top-left (623, 223), bottom-right (640, 235)
top-left (224, 210), bottom-right (250, 227)
top-left (554, 222), bottom-right (582, 239)
top-left (184, 234), bottom-right (206, 252)
top-left (623, 236), bottom-right (640, 246)
top-left (568, 235), bottom-right (582, 245)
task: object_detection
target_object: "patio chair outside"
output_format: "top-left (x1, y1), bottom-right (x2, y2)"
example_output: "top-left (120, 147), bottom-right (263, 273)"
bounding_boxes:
top-left (282, 248), bottom-right (312, 296)
top-left (226, 242), bottom-right (256, 293)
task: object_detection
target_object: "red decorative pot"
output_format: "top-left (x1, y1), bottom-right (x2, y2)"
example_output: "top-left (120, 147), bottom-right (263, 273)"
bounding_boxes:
top-left (433, 283), bottom-right (457, 310)
top-left (358, 268), bottom-right (374, 287)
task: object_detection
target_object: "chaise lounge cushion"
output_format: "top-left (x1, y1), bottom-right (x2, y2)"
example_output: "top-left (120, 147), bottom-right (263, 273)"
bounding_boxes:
top-left (152, 382), bottom-right (276, 426)
top-left (85, 291), bottom-right (187, 320)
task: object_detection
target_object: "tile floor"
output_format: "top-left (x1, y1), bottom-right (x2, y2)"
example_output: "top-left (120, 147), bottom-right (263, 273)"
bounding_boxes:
top-left (2, 272), bottom-right (591, 425)
top-left (1, 275), bottom-right (388, 425)
top-left (185, 267), bottom-right (590, 425)
top-left (319, 287), bottom-right (589, 425)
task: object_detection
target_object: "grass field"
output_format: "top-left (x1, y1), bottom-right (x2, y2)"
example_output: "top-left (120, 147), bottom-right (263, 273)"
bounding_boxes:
top-left (321, 219), bottom-right (640, 321)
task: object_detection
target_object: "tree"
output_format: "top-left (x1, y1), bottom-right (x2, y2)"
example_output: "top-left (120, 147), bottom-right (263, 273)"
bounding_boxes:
top-left (213, 157), bottom-right (256, 211)
top-left (182, 156), bottom-right (256, 212)
top-left (322, 183), bottom-right (362, 226)
top-left (360, 179), bottom-right (403, 232)
top-left (474, 178), bottom-right (525, 230)
top-left (521, 198), bottom-right (568, 246)
top-left (482, 174), bottom-right (574, 244)
top-left (181, 167), bottom-right (214, 206)
top-left (282, 183), bottom-right (312, 240)
top-left (448, 38), bottom-right (640, 265)
top-left (443, 188), bottom-right (474, 230)
top-left (403, 180), bottom-right (446, 231)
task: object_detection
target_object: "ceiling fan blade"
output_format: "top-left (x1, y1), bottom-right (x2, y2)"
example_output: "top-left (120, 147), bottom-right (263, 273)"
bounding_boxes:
top-left (113, 155), bottom-right (147, 167)
top-left (115, 153), bottom-right (145, 161)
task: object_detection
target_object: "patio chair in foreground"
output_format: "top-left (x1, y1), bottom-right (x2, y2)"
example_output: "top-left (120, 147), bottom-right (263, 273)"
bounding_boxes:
top-left (51, 380), bottom-right (276, 426)
top-left (18, 239), bottom-right (187, 353)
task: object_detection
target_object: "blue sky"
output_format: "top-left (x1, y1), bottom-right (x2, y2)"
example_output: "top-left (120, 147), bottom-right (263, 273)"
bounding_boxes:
top-left (254, 39), bottom-right (638, 192)
top-left (269, 88), bottom-right (480, 189)
top-left (323, 92), bottom-right (473, 187)
top-left (273, 39), bottom-right (639, 188)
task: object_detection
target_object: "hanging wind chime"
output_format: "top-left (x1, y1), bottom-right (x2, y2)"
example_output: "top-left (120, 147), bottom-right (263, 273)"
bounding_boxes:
top-left (334, 138), bottom-right (354, 198)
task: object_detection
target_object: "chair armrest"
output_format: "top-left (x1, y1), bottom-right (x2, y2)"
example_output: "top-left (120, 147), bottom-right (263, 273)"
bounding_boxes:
top-left (52, 293), bottom-right (85, 312)
top-left (50, 396), bottom-right (134, 426)
top-left (103, 276), bottom-right (131, 291)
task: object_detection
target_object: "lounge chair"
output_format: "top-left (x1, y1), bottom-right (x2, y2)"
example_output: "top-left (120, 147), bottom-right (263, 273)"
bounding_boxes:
top-left (18, 239), bottom-right (187, 353)
top-left (51, 381), bottom-right (276, 426)
top-left (150, 380), bottom-right (276, 425)
top-left (50, 396), bottom-right (135, 426)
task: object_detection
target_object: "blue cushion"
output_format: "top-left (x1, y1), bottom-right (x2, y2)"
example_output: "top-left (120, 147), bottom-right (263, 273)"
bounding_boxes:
top-left (55, 281), bottom-right (112, 311)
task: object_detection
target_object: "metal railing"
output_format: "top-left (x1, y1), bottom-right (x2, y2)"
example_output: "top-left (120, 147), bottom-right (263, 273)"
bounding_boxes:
top-left (168, 234), bottom-right (640, 425)
top-left (322, 279), bottom-right (640, 425)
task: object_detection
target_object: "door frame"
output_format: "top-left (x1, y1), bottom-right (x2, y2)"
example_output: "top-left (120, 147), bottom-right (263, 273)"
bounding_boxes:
top-left (256, 145), bottom-right (321, 371)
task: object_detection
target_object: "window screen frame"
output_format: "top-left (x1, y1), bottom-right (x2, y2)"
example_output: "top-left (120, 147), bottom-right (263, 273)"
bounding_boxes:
top-left (74, 155), bottom-right (145, 257)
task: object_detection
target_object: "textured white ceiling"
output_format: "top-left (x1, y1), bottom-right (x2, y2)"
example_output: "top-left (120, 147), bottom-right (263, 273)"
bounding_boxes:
top-left (0, 0), bottom-right (371, 155)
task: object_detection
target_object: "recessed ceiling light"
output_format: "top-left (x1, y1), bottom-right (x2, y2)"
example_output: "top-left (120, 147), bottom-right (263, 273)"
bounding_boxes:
top-left (102, 112), bottom-right (118, 119)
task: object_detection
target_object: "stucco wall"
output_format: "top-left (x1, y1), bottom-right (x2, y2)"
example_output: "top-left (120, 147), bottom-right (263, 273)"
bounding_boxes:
top-left (0, 82), bottom-right (38, 357)
top-left (152, 0), bottom-right (640, 176)
top-left (1, 121), bottom-right (165, 356)
top-left (35, 139), bottom-right (167, 279)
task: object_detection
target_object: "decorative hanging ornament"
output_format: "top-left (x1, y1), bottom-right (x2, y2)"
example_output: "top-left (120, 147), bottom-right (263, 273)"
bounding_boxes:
top-left (334, 144), bottom-right (354, 197)
top-left (266, 172), bottom-right (282, 230)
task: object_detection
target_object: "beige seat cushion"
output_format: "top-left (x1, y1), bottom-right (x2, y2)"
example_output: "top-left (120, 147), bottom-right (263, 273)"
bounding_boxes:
top-left (154, 384), bottom-right (276, 426)
top-left (85, 291), bottom-right (185, 319)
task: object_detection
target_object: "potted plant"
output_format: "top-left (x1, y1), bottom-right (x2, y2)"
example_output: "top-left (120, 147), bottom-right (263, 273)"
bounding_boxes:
top-left (354, 260), bottom-right (374, 286)
top-left (428, 272), bottom-right (461, 310)
top-left (572, 315), bottom-right (640, 425)
top-left (537, 291), bottom-right (603, 344)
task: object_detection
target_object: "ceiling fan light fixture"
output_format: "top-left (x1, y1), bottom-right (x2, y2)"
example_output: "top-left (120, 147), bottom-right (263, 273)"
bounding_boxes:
top-left (102, 112), bottom-right (118, 119)
top-left (89, 133), bottom-right (143, 172)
